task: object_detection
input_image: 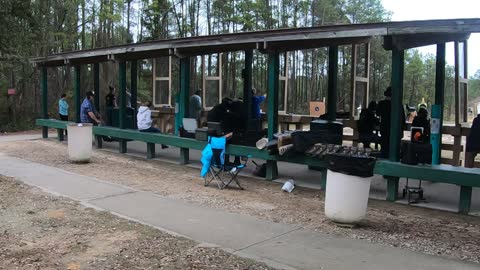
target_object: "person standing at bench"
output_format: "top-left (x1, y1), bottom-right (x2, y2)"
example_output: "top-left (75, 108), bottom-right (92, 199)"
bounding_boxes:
top-left (376, 87), bottom-right (405, 158)
top-left (58, 93), bottom-right (69, 136)
top-left (189, 89), bottom-right (203, 122)
top-left (80, 91), bottom-right (103, 125)
top-left (137, 101), bottom-right (168, 149)
top-left (465, 113), bottom-right (480, 168)
top-left (105, 86), bottom-right (117, 126)
top-left (358, 101), bottom-right (379, 148)
top-left (251, 88), bottom-right (266, 120)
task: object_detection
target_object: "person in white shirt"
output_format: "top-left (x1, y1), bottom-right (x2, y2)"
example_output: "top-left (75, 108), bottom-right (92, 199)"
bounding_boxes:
top-left (137, 101), bottom-right (168, 148)
top-left (137, 101), bottom-right (159, 132)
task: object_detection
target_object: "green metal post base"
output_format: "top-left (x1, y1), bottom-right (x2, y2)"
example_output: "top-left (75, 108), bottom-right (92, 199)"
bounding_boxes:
top-left (95, 136), bottom-right (103, 149)
top-left (42, 127), bottom-right (48, 139)
top-left (57, 129), bottom-right (64, 141)
top-left (459, 186), bottom-right (472, 214)
top-left (320, 169), bottom-right (327, 190)
top-left (180, 148), bottom-right (189, 165)
top-left (147, 143), bottom-right (156, 159)
top-left (266, 160), bottom-right (278, 181)
top-left (386, 176), bottom-right (399, 201)
top-left (119, 139), bottom-right (127, 153)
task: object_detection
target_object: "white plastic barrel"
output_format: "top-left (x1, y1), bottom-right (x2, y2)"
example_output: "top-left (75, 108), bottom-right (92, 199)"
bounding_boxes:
top-left (67, 123), bottom-right (93, 163)
top-left (324, 170), bottom-right (372, 224)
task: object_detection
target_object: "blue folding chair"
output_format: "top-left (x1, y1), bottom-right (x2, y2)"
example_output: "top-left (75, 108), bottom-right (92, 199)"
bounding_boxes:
top-left (202, 136), bottom-right (250, 189)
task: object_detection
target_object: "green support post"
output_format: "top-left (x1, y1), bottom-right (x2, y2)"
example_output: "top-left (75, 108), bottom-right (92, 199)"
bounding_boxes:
top-left (95, 135), bottom-right (103, 149)
top-left (389, 49), bottom-right (404, 162)
top-left (74, 65), bottom-right (81, 123)
top-left (243, 50), bottom-right (253, 128)
top-left (320, 169), bottom-right (327, 190)
top-left (432, 43), bottom-right (446, 165)
top-left (41, 67), bottom-right (48, 138)
top-left (386, 48), bottom-right (405, 201)
top-left (118, 61), bottom-right (127, 153)
top-left (94, 63), bottom-right (100, 111)
top-left (431, 105), bottom-right (442, 165)
top-left (180, 148), bottom-right (190, 165)
top-left (327, 46), bottom-right (338, 121)
top-left (266, 52), bottom-right (279, 180)
top-left (179, 57), bottom-right (190, 164)
top-left (147, 143), bottom-right (155, 159)
top-left (459, 186), bottom-right (472, 214)
top-left (131, 60), bottom-right (138, 129)
top-left (57, 129), bottom-right (64, 141)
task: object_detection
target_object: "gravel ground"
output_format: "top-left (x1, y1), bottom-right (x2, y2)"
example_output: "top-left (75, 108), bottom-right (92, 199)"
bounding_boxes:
top-left (1, 140), bottom-right (480, 263)
top-left (0, 175), bottom-right (275, 270)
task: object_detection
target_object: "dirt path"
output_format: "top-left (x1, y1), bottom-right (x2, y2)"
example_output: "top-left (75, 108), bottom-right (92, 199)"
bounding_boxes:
top-left (0, 176), bottom-right (274, 270)
top-left (1, 140), bottom-right (480, 263)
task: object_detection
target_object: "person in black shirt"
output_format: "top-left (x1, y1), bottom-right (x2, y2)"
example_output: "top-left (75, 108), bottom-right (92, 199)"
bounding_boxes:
top-left (376, 87), bottom-right (405, 158)
top-left (465, 113), bottom-right (480, 168)
top-left (105, 86), bottom-right (117, 108)
top-left (358, 101), bottom-right (379, 148)
top-left (105, 86), bottom-right (117, 126)
top-left (411, 107), bottom-right (430, 143)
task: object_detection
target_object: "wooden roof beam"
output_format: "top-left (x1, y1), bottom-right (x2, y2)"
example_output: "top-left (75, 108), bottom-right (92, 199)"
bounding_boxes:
top-left (383, 33), bottom-right (471, 51)
top-left (263, 37), bottom-right (372, 52)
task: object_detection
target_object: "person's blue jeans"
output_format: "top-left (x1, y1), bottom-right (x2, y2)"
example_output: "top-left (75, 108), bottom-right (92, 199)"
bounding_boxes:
top-left (139, 126), bottom-right (161, 133)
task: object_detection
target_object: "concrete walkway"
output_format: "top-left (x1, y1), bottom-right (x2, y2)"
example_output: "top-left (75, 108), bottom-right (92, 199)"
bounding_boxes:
top-left (0, 154), bottom-right (477, 270)
top-left (0, 133), bottom-right (55, 143)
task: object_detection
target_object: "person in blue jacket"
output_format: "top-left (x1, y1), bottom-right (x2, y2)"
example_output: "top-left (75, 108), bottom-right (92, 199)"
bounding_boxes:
top-left (58, 93), bottom-right (69, 135)
top-left (251, 88), bottom-right (266, 119)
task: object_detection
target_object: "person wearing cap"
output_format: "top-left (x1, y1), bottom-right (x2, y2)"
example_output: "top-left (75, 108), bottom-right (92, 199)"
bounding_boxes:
top-left (80, 91), bottom-right (102, 125)
top-left (376, 86), bottom-right (405, 158)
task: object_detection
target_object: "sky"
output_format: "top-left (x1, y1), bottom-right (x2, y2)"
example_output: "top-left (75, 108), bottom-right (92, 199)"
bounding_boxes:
top-left (381, 0), bottom-right (480, 77)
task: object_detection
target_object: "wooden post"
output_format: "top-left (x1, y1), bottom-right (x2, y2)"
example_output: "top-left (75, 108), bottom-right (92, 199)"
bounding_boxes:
top-left (131, 60), bottom-right (138, 129)
top-left (118, 61), bottom-right (127, 153)
top-left (462, 41), bottom-right (468, 123)
top-left (350, 44), bottom-right (357, 119)
top-left (386, 48), bottom-right (404, 201)
top-left (243, 50), bottom-right (253, 129)
top-left (454, 41), bottom-right (460, 125)
top-left (327, 46), bottom-right (338, 121)
top-left (74, 65), bottom-right (81, 123)
top-left (433, 43), bottom-right (446, 164)
top-left (41, 67), bottom-right (48, 138)
top-left (94, 63), bottom-right (100, 111)
top-left (266, 52), bottom-right (279, 180)
top-left (179, 57), bottom-right (190, 165)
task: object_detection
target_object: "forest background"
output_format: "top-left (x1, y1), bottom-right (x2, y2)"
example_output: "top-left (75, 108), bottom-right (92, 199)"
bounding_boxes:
top-left (1, 0), bottom-right (479, 131)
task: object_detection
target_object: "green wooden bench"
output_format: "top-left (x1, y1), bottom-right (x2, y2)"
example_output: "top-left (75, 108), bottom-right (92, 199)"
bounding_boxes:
top-left (374, 160), bottom-right (480, 214)
top-left (36, 119), bottom-right (74, 142)
top-left (93, 126), bottom-right (328, 182)
top-left (36, 119), bottom-right (329, 186)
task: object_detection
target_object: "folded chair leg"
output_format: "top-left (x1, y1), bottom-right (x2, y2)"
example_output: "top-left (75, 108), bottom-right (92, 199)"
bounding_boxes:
top-left (224, 170), bottom-right (244, 190)
top-left (205, 167), bottom-right (225, 189)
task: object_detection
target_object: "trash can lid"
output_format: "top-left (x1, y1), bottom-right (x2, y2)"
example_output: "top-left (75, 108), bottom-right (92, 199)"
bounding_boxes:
top-left (326, 153), bottom-right (376, 178)
top-left (68, 123), bottom-right (93, 127)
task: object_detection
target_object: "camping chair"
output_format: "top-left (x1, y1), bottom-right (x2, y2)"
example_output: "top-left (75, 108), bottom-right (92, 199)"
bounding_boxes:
top-left (202, 136), bottom-right (250, 190)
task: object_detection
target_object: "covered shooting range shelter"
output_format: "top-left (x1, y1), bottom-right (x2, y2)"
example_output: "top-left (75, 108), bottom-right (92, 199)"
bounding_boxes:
top-left (35, 18), bottom-right (480, 213)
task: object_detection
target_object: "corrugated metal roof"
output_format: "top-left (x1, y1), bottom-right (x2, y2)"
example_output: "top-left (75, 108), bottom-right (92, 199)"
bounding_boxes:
top-left (33, 18), bottom-right (480, 66)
